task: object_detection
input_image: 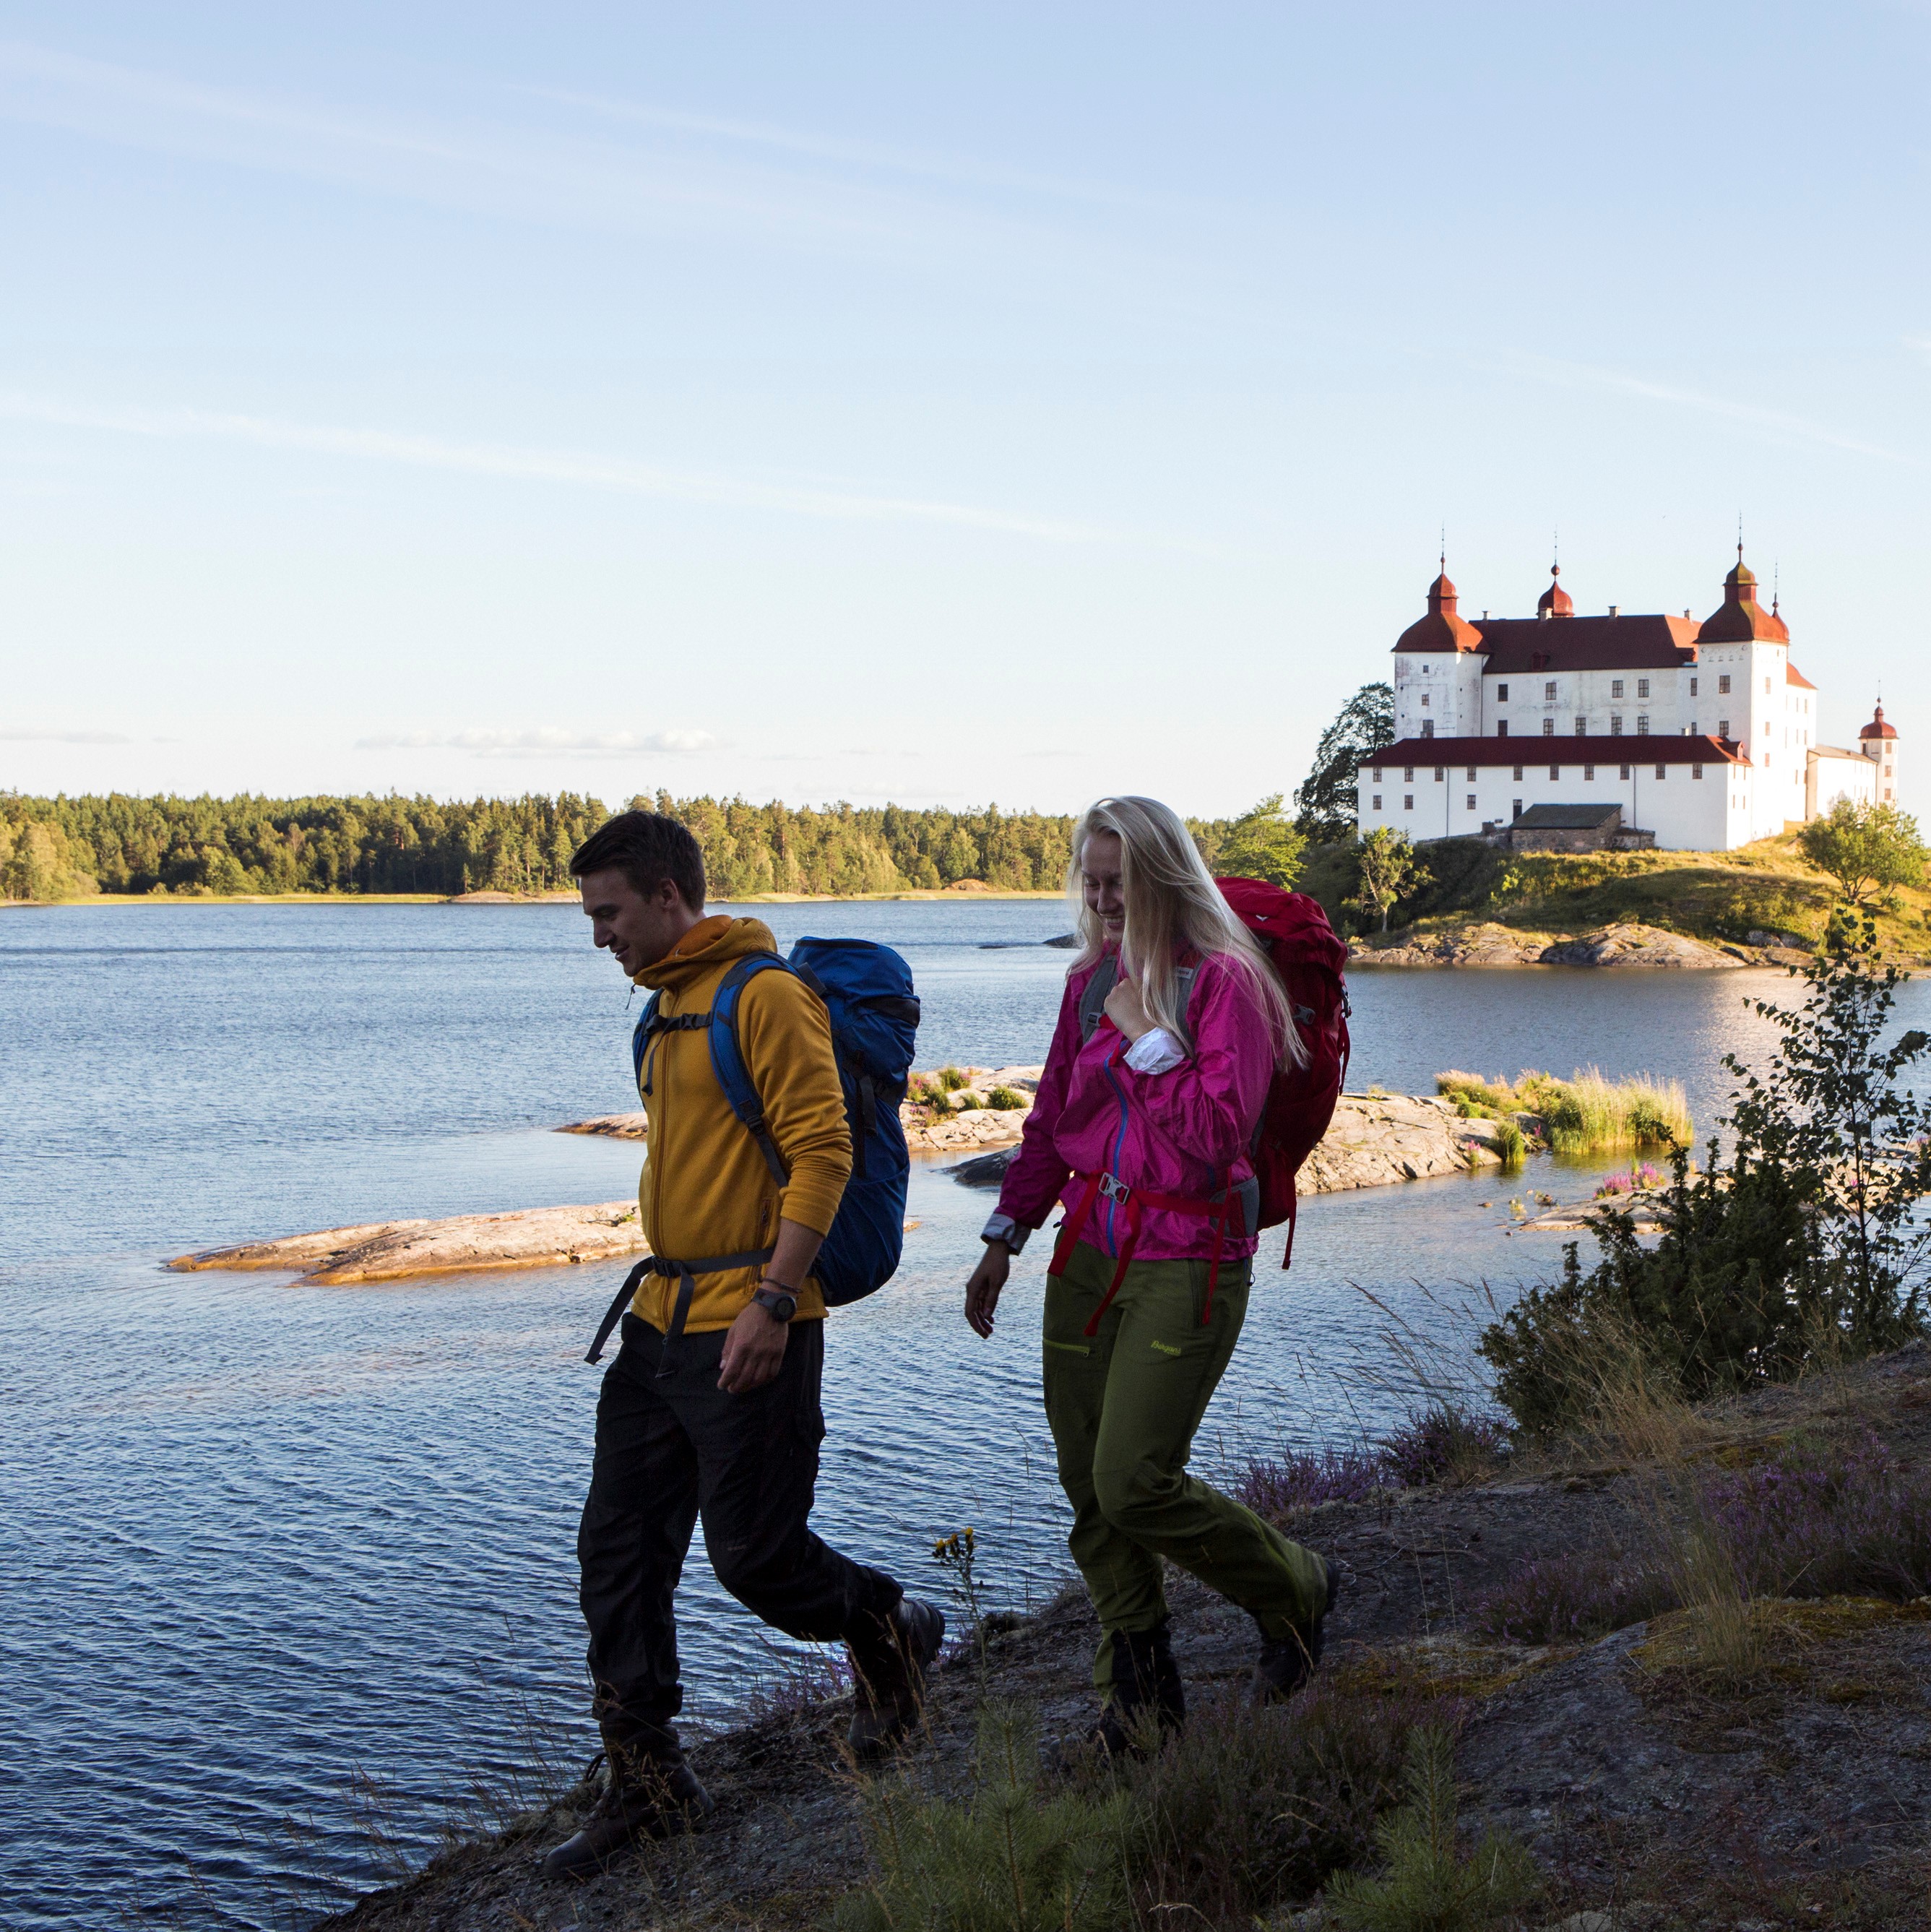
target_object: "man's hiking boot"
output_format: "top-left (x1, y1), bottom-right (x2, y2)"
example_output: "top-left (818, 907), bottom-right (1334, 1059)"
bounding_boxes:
top-left (540, 1741), bottom-right (714, 1881)
top-left (1253, 1556), bottom-right (1343, 1706)
top-left (847, 1595), bottom-right (945, 1760)
top-left (1093, 1620), bottom-right (1185, 1758)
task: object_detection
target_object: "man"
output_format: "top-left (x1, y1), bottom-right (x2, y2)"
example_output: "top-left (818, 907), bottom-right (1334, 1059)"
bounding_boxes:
top-left (545, 809), bottom-right (943, 1881)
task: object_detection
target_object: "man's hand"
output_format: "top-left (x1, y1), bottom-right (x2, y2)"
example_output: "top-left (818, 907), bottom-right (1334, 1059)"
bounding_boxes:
top-left (1102, 967), bottom-right (1156, 1043)
top-left (964, 1241), bottom-right (1011, 1339)
top-left (717, 1300), bottom-right (790, 1393)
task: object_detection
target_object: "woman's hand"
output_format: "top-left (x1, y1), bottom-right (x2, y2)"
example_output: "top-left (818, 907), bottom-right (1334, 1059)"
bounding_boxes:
top-left (964, 1241), bottom-right (1011, 1338)
top-left (1102, 967), bottom-right (1157, 1043)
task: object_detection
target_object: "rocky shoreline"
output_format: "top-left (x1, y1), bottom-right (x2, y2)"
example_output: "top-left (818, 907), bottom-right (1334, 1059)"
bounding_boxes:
top-left (1349, 919), bottom-right (1751, 970)
top-left (319, 1345), bottom-right (1931, 1931)
top-left (178, 1084), bottom-right (1517, 1285)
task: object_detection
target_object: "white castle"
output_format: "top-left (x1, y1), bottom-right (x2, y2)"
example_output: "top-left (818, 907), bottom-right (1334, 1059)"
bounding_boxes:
top-left (1355, 548), bottom-right (1898, 852)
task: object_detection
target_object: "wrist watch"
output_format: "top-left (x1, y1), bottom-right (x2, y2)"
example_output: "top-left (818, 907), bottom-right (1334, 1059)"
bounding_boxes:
top-left (753, 1281), bottom-right (798, 1324)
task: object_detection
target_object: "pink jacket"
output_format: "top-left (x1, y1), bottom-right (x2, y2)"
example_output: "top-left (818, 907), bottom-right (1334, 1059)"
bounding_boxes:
top-left (995, 949), bottom-right (1274, 1264)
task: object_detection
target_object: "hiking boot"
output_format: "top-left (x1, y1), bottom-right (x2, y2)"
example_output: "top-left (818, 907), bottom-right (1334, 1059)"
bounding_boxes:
top-left (1253, 1556), bottom-right (1343, 1705)
top-left (847, 1595), bottom-right (945, 1760)
top-left (540, 1741), bottom-right (714, 1881)
top-left (1094, 1620), bottom-right (1185, 1758)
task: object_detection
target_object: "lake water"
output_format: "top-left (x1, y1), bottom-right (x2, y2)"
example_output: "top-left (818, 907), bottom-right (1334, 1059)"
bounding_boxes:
top-left (0, 900), bottom-right (1874, 1929)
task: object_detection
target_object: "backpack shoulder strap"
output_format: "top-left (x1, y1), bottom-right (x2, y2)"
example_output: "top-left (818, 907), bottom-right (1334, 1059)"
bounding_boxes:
top-left (1077, 954), bottom-right (1119, 1043)
top-left (707, 953), bottom-right (796, 1186)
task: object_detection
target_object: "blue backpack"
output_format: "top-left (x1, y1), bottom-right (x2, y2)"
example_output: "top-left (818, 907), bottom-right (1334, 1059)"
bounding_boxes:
top-left (587, 938), bottom-right (920, 1363)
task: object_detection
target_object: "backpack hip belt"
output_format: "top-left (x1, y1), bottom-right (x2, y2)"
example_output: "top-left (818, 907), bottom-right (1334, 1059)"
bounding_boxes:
top-left (1047, 1168), bottom-right (1253, 1334)
top-left (585, 1246), bottom-right (779, 1371)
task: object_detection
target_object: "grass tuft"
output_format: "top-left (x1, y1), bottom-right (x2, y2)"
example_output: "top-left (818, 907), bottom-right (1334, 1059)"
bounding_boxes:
top-left (1435, 1067), bottom-right (1690, 1153)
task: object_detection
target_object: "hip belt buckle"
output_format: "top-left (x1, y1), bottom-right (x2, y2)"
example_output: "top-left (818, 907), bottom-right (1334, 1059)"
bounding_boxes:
top-left (1097, 1172), bottom-right (1131, 1205)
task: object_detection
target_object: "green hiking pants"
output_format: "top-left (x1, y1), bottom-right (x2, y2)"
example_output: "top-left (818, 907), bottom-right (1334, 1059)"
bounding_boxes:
top-left (1042, 1241), bottom-right (1329, 1696)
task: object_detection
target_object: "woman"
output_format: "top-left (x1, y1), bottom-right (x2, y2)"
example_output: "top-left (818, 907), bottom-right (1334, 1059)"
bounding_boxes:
top-left (964, 795), bottom-right (1337, 1751)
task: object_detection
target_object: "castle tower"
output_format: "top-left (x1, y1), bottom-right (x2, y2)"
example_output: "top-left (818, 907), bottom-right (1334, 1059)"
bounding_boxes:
top-left (1697, 544), bottom-right (1792, 838)
top-left (1391, 559), bottom-right (1486, 740)
top-left (1860, 702), bottom-right (1900, 805)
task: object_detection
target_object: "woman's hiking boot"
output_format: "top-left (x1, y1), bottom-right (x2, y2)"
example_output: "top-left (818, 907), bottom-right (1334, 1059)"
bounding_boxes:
top-left (1253, 1556), bottom-right (1343, 1705)
top-left (1094, 1620), bottom-right (1185, 1757)
top-left (847, 1595), bottom-right (946, 1760)
top-left (540, 1735), bottom-right (714, 1881)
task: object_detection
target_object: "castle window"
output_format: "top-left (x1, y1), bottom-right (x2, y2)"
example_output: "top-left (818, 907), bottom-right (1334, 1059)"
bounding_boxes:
top-left (1612, 678), bottom-right (1625, 699)
top-left (1496, 683), bottom-right (1509, 702)
top-left (1420, 691), bottom-right (1429, 705)
top-left (1542, 719), bottom-right (1555, 737)
top-left (1420, 720), bottom-right (1435, 738)
top-left (1689, 720), bottom-right (1697, 735)
top-left (1512, 765), bottom-right (1524, 780)
top-left (1719, 719), bottom-right (1729, 738)
top-left (1497, 720), bottom-right (1509, 738)
top-left (1574, 715), bottom-right (1586, 735)
top-left (1512, 798), bottom-right (1523, 819)
top-left (1610, 715), bottom-right (1623, 736)
top-left (1434, 767), bottom-right (1446, 781)
top-left (1549, 764), bottom-right (1560, 780)
top-left (1620, 764), bottom-right (1631, 780)
top-left (1765, 676), bottom-right (1772, 694)
top-left (1638, 678), bottom-right (1650, 699)
top-left (1636, 716), bottom-right (1650, 736)
top-left (1690, 676), bottom-right (1699, 697)
top-left (1372, 766), bottom-right (1383, 782)
top-left (1404, 767), bottom-right (1414, 781)
top-left (1466, 794), bottom-right (1477, 811)
top-left (1719, 674), bottom-right (1732, 694)
top-left (1403, 795), bottom-right (1414, 811)
top-left (1544, 679), bottom-right (1558, 699)
top-left (1693, 764), bottom-right (1703, 780)
top-left (1656, 764), bottom-right (1667, 780)
top-left (1584, 764), bottom-right (1595, 780)
top-left (1466, 765), bottom-right (1477, 780)
top-left (1371, 795), bottom-right (1381, 810)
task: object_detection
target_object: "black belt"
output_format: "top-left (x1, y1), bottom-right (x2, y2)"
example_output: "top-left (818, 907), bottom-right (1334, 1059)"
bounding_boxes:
top-left (586, 1246), bottom-right (778, 1372)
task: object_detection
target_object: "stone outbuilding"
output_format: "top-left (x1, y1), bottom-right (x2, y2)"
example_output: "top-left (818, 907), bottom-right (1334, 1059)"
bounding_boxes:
top-left (1503, 803), bottom-right (1654, 853)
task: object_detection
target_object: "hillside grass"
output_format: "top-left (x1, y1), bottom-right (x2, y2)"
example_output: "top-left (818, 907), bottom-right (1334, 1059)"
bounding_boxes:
top-left (1300, 831), bottom-right (1931, 960)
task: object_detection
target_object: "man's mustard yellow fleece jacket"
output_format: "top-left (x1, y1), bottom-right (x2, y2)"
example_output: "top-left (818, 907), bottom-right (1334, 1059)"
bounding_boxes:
top-left (628, 915), bottom-right (851, 1333)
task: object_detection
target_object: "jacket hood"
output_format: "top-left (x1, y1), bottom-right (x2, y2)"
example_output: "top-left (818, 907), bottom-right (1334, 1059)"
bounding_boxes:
top-left (635, 915), bottom-right (779, 995)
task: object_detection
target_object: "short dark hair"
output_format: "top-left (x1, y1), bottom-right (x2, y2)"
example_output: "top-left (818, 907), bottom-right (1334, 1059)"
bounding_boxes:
top-left (570, 811), bottom-right (706, 910)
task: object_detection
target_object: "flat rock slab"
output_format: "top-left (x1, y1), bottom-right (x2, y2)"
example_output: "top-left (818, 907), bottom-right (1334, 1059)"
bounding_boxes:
top-left (948, 1091), bottom-right (1511, 1194)
top-left (168, 1202), bottom-right (647, 1285)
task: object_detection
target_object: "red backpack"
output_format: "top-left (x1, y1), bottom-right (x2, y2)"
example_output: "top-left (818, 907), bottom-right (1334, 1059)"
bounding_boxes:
top-left (1214, 877), bottom-right (1350, 1264)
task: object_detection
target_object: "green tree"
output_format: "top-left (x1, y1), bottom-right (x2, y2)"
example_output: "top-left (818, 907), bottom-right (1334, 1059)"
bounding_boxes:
top-left (1213, 793), bottom-right (1308, 887)
top-left (1295, 682), bottom-right (1395, 841)
top-left (1349, 827), bottom-right (1424, 933)
top-left (1797, 798), bottom-right (1927, 907)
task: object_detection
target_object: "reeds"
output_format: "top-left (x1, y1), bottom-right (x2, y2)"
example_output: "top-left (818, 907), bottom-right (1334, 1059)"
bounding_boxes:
top-left (1437, 1066), bottom-right (1691, 1154)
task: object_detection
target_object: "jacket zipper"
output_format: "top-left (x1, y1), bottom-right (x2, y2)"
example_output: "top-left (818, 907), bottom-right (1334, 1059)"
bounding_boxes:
top-left (1101, 1046), bottom-right (1131, 1256)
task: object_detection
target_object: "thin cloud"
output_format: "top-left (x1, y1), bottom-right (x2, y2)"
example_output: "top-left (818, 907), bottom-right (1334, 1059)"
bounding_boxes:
top-left (355, 728), bottom-right (717, 758)
top-left (1510, 353), bottom-right (1919, 466)
top-left (0, 725), bottom-right (133, 743)
top-left (0, 393), bottom-right (1118, 543)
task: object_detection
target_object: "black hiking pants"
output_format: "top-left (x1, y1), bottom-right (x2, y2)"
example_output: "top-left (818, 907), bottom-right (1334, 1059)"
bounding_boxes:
top-left (577, 1311), bottom-right (901, 1756)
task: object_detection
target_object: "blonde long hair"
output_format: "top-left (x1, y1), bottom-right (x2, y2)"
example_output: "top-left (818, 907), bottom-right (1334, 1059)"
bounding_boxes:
top-left (1068, 795), bottom-right (1305, 1067)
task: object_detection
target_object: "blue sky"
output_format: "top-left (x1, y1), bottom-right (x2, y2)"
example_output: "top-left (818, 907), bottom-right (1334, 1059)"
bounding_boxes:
top-left (3, 3), bottom-right (1927, 816)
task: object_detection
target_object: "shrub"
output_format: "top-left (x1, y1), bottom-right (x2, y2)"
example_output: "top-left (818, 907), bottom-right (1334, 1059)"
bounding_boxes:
top-left (829, 1702), bottom-right (1133, 1932)
top-left (1479, 917), bottom-right (1931, 1436)
top-left (1705, 1432), bottom-right (1931, 1603)
top-left (1235, 1446), bottom-right (1386, 1517)
top-left (1377, 1407), bottom-right (1511, 1491)
top-left (937, 1066), bottom-right (970, 1092)
top-left (1108, 1683), bottom-right (1436, 1920)
top-left (1471, 1550), bottom-right (1676, 1646)
top-left (1490, 1118), bottom-right (1526, 1167)
top-left (1322, 1725), bottom-right (1540, 1932)
top-left (986, 1084), bottom-right (1025, 1111)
